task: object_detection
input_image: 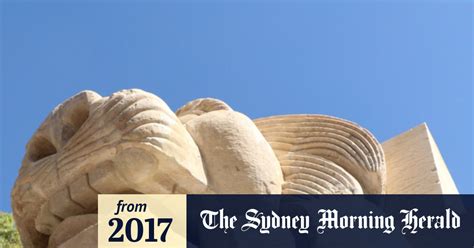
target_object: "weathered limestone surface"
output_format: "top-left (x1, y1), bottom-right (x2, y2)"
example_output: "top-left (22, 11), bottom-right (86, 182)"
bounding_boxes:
top-left (176, 98), bottom-right (233, 124)
top-left (48, 214), bottom-right (97, 248)
top-left (56, 223), bottom-right (97, 248)
top-left (11, 89), bottom-right (208, 247)
top-left (254, 115), bottom-right (386, 194)
top-left (10, 89), bottom-right (459, 247)
top-left (382, 123), bottom-right (458, 194)
top-left (186, 109), bottom-right (283, 194)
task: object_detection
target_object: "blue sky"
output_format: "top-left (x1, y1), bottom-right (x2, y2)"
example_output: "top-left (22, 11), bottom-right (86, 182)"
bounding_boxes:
top-left (1, 0), bottom-right (472, 211)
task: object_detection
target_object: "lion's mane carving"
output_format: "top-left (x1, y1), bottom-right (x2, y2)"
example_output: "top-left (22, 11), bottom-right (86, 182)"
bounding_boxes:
top-left (12, 89), bottom-right (385, 247)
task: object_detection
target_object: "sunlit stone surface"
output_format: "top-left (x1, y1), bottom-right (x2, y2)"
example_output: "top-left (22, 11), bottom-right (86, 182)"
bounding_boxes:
top-left (11, 89), bottom-right (458, 247)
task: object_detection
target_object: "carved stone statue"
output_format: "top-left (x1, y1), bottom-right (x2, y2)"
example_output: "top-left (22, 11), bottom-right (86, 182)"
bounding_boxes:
top-left (11, 89), bottom-right (457, 247)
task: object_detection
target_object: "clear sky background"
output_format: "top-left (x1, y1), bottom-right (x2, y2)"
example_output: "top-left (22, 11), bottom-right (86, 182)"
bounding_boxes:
top-left (1, 0), bottom-right (472, 211)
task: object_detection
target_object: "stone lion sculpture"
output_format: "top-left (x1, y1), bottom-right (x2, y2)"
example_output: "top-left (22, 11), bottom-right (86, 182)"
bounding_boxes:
top-left (12, 89), bottom-right (386, 247)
